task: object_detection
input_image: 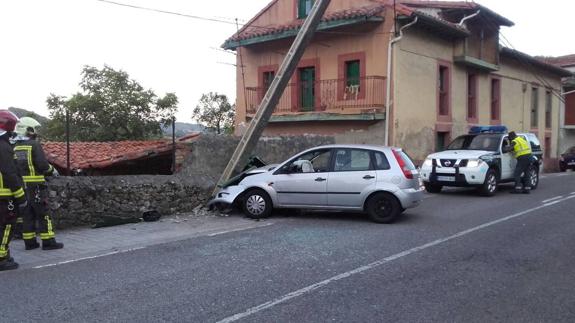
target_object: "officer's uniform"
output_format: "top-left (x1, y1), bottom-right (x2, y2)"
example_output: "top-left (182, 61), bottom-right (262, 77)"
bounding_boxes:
top-left (511, 135), bottom-right (533, 193)
top-left (14, 138), bottom-right (62, 250)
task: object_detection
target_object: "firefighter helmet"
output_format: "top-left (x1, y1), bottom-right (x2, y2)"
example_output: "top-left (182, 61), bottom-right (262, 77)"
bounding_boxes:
top-left (15, 116), bottom-right (41, 137)
top-left (0, 110), bottom-right (19, 136)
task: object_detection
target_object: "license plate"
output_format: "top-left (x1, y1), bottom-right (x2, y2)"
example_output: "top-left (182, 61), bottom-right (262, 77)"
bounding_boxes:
top-left (437, 176), bottom-right (455, 182)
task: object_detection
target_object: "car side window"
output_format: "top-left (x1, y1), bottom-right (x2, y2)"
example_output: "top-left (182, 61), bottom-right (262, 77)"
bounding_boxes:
top-left (284, 149), bottom-right (331, 174)
top-left (501, 136), bottom-right (511, 152)
top-left (334, 149), bottom-right (373, 172)
top-left (373, 152), bottom-right (390, 170)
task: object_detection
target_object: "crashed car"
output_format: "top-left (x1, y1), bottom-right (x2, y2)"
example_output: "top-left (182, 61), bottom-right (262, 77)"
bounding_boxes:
top-left (209, 144), bottom-right (424, 223)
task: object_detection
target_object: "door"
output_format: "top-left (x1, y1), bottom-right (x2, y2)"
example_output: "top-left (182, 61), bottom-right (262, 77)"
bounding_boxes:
top-left (273, 149), bottom-right (331, 207)
top-left (500, 136), bottom-right (515, 180)
top-left (328, 149), bottom-right (376, 207)
top-left (299, 67), bottom-right (315, 111)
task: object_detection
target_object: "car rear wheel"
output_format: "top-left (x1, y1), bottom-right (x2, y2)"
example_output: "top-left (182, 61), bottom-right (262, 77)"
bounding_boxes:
top-left (527, 165), bottom-right (539, 190)
top-left (424, 182), bottom-right (443, 193)
top-left (242, 189), bottom-right (272, 219)
top-left (479, 169), bottom-right (498, 196)
top-left (365, 192), bottom-right (401, 224)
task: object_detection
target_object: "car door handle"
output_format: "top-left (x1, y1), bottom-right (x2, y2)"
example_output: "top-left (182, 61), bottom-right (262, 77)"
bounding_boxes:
top-left (363, 175), bottom-right (375, 179)
top-left (315, 177), bottom-right (326, 182)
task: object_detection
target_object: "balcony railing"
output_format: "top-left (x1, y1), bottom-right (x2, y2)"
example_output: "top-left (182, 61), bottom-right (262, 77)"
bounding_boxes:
top-left (245, 76), bottom-right (386, 115)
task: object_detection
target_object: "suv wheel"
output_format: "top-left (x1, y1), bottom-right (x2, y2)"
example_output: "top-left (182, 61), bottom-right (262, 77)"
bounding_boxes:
top-left (479, 169), bottom-right (498, 196)
top-left (242, 189), bottom-right (272, 219)
top-left (365, 192), bottom-right (401, 224)
top-left (528, 165), bottom-right (539, 190)
top-left (424, 182), bottom-right (443, 193)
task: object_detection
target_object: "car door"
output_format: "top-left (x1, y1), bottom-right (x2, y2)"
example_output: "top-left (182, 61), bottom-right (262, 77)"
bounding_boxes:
top-left (500, 136), bottom-right (515, 180)
top-left (272, 148), bottom-right (332, 207)
top-left (327, 148), bottom-right (376, 207)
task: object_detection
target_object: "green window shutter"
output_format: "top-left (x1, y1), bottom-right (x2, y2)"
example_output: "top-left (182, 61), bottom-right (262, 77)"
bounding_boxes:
top-left (298, 0), bottom-right (313, 19)
top-left (345, 60), bottom-right (360, 87)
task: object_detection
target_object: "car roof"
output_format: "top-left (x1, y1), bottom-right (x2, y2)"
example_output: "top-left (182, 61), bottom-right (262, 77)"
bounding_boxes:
top-left (304, 144), bottom-right (398, 152)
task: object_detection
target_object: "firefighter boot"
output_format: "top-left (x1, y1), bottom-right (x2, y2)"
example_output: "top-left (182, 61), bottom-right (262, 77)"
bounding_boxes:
top-left (0, 257), bottom-right (19, 271)
top-left (24, 238), bottom-right (40, 250)
top-left (42, 238), bottom-right (64, 250)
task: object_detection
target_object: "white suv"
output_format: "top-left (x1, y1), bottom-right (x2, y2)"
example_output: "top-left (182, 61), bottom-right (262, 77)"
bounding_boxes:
top-left (420, 127), bottom-right (543, 196)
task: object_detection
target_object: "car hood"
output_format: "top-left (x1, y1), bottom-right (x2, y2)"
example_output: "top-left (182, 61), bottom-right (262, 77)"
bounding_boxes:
top-left (246, 164), bottom-right (279, 174)
top-left (426, 150), bottom-right (496, 159)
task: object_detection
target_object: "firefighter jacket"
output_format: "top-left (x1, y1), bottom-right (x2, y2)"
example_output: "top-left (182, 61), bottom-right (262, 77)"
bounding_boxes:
top-left (0, 135), bottom-right (26, 203)
top-left (511, 136), bottom-right (532, 158)
top-left (14, 139), bottom-right (54, 185)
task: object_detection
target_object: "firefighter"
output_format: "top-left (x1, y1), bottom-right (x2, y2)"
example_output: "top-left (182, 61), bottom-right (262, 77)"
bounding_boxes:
top-left (0, 110), bottom-right (27, 271)
top-left (13, 117), bottom-right (63, 250)
top-left (508, 131), bottom-right (533, 194)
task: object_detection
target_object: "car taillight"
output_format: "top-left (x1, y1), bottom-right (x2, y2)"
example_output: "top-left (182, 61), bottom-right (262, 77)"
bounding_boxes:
top-left (392, 149), bottom-right (414, 179)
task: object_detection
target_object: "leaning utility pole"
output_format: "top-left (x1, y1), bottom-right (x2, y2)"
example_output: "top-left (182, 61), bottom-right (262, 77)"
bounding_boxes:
top-left (213, 0), bottom-right (331, 193)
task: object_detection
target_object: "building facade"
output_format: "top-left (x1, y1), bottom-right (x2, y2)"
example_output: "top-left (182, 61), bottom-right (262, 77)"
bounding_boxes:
top-left (224, 0), bottom-right (571, 163)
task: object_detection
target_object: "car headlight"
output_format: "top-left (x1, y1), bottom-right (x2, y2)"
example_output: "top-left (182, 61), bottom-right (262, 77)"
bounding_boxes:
top-left (423, 158), bottom-right (433, 167)
top-left (466, 159), bottom-right (483, 168)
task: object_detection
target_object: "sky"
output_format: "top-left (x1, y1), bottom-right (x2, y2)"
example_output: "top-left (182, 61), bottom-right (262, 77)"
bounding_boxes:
top-left (1, 0), bottom-right (574, 124)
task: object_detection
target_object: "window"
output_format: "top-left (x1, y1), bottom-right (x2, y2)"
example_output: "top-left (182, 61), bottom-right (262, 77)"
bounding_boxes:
top-left (490, 78), bottom-right (501, 122)
top-left (545, 90), bottom-right (552, 129)
top-left (438, 65), bottom-right (450, 116)
top-left (263, 71), bottom-right (275, 93)
top-left (334, 149), bottom-right (372, 172)
top-left (531, 87), bottom-right (539, 128)
top-left (297, 0), bottom-right (314, 19)
top-left (344, 60), bottom-right (360, 99)
top-left (374, 152), bottom-right (390, 170)
top-left (467, 73), bottom-right (477, 121)
top-left (285, 149), bottom-right (331, 173)
top-left (544, 136), bottom-right (551, 158)
top-left (436, 132), bottom-right (450, 151)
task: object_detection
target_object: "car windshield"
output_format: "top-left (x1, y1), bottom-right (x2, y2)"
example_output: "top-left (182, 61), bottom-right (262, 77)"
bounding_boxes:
top-left (446, 134), bottom-right (501, 151)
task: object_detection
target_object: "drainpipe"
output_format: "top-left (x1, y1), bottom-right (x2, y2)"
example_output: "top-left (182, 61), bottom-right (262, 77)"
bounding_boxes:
top-left (385, 17), bottom-right (418, 146)
top-left (458, 10), bottom-right (480, 26)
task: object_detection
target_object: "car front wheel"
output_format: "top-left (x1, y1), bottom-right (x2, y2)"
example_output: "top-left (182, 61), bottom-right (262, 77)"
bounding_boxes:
top-left (365, 192), bottom-right (401, 224)
top-left (242, 189), bottom-right (273, 219)
top-left (479, 169), bottom-right (498, 196)
top-left (527, 166), bottom-right (539, 190)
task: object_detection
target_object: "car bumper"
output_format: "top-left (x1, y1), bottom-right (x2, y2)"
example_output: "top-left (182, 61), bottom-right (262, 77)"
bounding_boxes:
top-left (207, 185), bottom-right (246, 208)
top-left (395, 187), bottom-right (425, 209)
top-left (420, 165), bottom-right (488, 186)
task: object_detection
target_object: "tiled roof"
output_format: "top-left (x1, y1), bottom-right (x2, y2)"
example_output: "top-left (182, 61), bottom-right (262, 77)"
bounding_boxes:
top-left (538, 54), bottom-right (575, 68)
top-left (229, 3), bottom-right (387, 42)
top-left (501, 47), bottom-right (573, 78)
top-left (398, 0), bottom-right (514, 26)
top-left (42, 133), bottom-right (200, 170)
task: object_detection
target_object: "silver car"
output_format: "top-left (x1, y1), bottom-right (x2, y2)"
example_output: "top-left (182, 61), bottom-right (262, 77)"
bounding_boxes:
top-left (209, 145), bottom-right (424, 223)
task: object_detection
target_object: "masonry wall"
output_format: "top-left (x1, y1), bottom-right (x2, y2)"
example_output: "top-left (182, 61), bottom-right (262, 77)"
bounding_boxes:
top-left (47, 135), bottom-right (336, 229)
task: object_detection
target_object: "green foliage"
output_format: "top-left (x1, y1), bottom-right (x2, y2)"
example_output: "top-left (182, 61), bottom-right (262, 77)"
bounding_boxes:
top-left (192, 92), bottom-right (235, 134)
top-left (44, 65), bottom-right (178, 141)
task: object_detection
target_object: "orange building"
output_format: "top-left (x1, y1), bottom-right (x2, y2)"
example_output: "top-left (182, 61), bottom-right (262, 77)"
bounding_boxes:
top-left (223, 0), bottom-right (571, 162)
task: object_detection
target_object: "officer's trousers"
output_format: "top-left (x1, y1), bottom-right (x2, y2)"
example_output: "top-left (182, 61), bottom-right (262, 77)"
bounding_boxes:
top-left (0, 199), bottom-right (17, 261)
top-left (22, 185), bottom-right (55, 242)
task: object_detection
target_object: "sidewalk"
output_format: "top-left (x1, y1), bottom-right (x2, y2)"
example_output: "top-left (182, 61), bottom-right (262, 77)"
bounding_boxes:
top-left (10, 212), bottom-right (273, 269)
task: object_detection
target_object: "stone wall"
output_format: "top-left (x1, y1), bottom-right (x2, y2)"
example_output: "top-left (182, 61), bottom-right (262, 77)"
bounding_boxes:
top-left (47, 135), bottom-right (335, 228)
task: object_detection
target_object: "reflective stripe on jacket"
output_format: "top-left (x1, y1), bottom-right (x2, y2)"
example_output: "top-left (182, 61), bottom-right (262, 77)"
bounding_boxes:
top-left (14, 140), bottom-right (54, 184)
top-left (512, 136), bottom-right (532, 158)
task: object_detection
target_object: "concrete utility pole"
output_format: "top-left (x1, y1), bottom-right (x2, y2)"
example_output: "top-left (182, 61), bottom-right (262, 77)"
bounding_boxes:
top-left (213, 0), bottom-right (332, 194)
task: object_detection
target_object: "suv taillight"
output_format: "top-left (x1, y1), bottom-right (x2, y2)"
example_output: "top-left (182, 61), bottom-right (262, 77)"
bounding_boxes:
top-left (392, 149), bottom-right (414, 179)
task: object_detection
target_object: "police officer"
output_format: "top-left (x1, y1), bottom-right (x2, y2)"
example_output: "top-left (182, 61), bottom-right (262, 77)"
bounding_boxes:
top-left (509, 131), bottom-right (533, 194)
top-left (13, 117), bottom-right (63, 250)
top-left (0, 110), bottom-right (27, 271)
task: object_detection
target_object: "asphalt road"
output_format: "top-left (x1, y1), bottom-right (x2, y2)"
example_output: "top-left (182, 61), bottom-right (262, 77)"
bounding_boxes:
top-left (2, 172), bottom-right (575, 323)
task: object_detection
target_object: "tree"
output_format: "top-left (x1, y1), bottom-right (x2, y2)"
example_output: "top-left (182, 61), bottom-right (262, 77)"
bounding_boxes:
top-left (44, 65), bottom-right (178, 141)
top-left (193, 92), bottom-right (235, 134)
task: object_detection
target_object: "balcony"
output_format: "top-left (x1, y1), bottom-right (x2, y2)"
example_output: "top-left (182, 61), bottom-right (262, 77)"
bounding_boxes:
top-left (245, 76), bottom-right (386, 121)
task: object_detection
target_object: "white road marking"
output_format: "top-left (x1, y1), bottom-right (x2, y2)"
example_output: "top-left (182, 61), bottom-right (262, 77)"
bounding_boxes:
top-left (542, 196), bottom-right (563, 203)
top-left (217, 195), bottom-right (575, 323)
top-left (208, 222), bottom-right (274, 237)
top-left (33, 247), bottom-right (145, 269)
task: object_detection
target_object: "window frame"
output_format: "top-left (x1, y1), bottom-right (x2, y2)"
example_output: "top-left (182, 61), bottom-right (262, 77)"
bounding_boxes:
top-left (258, 65), bottom-right (279, 103)
top-left (337, 52), bottom-right (366, 100)
top-left (297, 0), bottom-right (314, 19)
top-left (437, 62), bottom-right (452, 121)
top-left (332, 148), bottom-right (375, 173)
top-left (489, 77), bottom-right (501, 125)
top-left (467, 73), bottom-right (478, 124)
top-left (545, 90), bottom-right (552, 129)
top-left (531, 86), bottom-right (539, 129)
